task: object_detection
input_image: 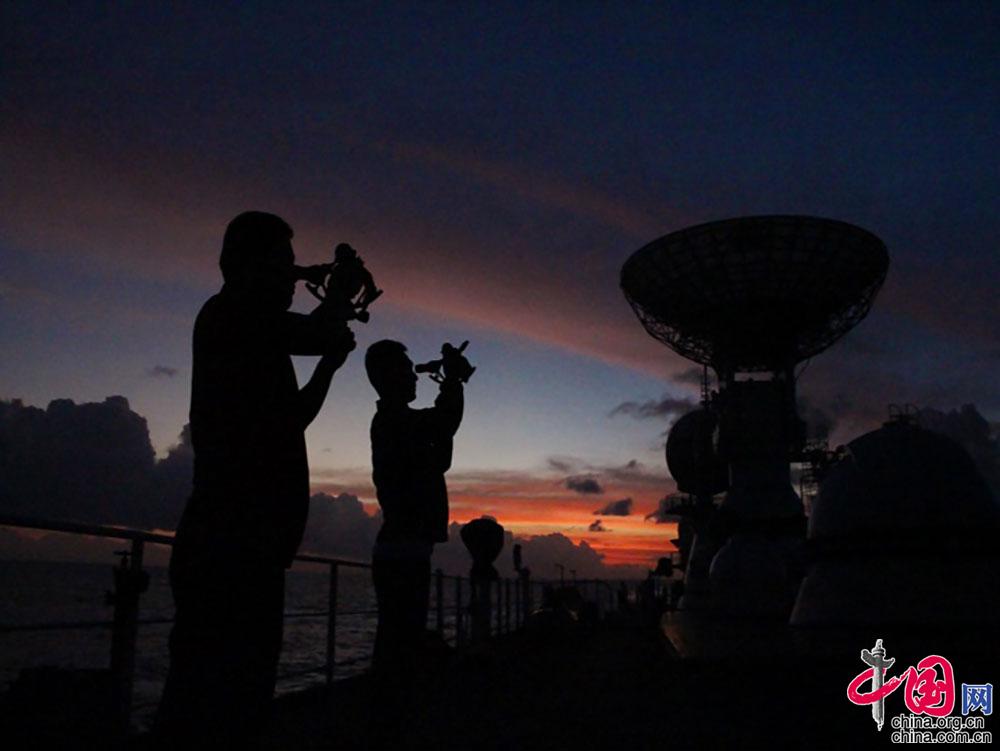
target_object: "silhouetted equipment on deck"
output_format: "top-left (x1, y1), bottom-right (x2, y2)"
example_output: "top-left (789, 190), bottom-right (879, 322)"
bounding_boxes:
top-left (792, 413), bottom-right (1000, 627)
top-left (653, 557), bottom-right (674, 578)
top-left (461, 517), bottom-right (505, 643)
top-left (621, 215), bottom-right (888, 372)
top-left (106, 548), bottom-right (149, 733)
top-left (665, 408), bottom-right (728, 497)
top-left (621, 215), bottom-right (889, 618)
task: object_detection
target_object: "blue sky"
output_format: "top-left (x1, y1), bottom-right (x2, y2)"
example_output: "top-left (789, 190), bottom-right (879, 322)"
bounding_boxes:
top-left (2, 1), bottom-right (997, 565)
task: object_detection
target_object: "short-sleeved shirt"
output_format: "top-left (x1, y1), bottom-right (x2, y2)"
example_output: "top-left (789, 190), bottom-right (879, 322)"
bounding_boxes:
top-left (176, 289), bottom-right (310, 568)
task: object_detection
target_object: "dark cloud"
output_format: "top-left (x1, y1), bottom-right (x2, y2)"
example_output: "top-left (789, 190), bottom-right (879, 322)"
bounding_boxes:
top-left (506, 530), bottom-right (618, 579)
top-left (594, 498), bottom-right (633, 516)
top-left (797, 398), bottom-right (836, 442)
top-left (0, 398), bottom-right (388, 562)
top-left (603, 460), bottom-right (671, 490)
top-left (645, 496), bottom-right (678, 524)
top-left (610, 395), bottom-right (696, 421)
top-left (153, 423), bottom-right (193, 527)
top-left (796, 319), bottom-right (1000, 446)
top-left (566, 475), bottom-right (603, 495)
top-left (547, 457), bottom-right (575, 474)
top-left (588, 519), bottom-right (608, 533)
top-left (548, 457), bottom-right (671, 491)
top-left (0, 397), bottom-right (186, 530)
top-left (0, 396), bottom-right (660, 579)
top-left (671, 367), bottom-right (706, 387)
top-left (918, 404), bottom-right (999, 498)
top-left (300, 492), bottom-right (382, 562)
top-left (146, 365), bottom-right (178, 379)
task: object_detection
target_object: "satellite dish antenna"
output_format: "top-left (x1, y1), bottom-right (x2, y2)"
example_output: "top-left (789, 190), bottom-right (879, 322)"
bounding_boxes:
top-left (621, 215), bottom-right (888, 616)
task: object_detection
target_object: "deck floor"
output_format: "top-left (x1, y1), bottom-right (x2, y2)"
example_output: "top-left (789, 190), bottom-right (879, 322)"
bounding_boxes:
top-left (262, 619), bottom-right (905, 750)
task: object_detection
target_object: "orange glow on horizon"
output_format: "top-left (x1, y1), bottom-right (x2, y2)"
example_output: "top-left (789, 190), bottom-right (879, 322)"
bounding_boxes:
top-left (449, 489), bottom-right (677, 569)
top-left (346, 473), bottom-right (679, 569)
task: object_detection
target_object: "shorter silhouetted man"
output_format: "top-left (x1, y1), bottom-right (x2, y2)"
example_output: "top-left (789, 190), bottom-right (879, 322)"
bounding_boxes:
top-left (156, 212), bottom-right (355, 746)
top-left (364, 340), bottom-right (470, 671)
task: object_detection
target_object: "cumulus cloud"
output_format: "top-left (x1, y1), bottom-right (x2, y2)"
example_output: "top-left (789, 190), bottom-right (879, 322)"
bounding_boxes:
top-left (610, 395), bottom-right (696, 421)
top-left (508, 529), bottom-right (614, 579)
top-left (593, 498), bottom-right (633, 516)
top-left (565, 475), bottom-right (603, 495)
top-left (146, 365), bottom-right (179, 379)
top-left (0, 398), bottom-right (661, 578)
top-left (153, 423), bottom-right (193, 528)
top-left (0, 397), bottom-right (182, 529)
top-left (0, 399), bottom-right (388, 562)
top-left (300, 492), bottom-right (381, 561)
top-left (588, 519), bottom-right (608, 533)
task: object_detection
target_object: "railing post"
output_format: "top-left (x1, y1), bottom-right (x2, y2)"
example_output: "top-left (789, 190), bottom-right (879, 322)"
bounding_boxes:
top-left (470, 575), bottom-right (492, 644)
top-left (325, 562), bottom-right (338, 685)
top-left (435, 568), bottom-right (444, 636)
top-left (504, 579), bottom-right (511, 633)
top-left (523, 570), bottom-right (532, 617)
top-left (455, 577), bottom-right (464, 649)
top-left (494, 579), bottom-right (502, 635)
top-left (514, 577), bottom-right (521, 628)
top-left (109, 538), bottom-right (146, 733)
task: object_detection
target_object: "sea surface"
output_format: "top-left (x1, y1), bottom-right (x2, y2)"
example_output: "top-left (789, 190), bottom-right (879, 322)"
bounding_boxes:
top-left (0, 559), bottom-right (463, 729)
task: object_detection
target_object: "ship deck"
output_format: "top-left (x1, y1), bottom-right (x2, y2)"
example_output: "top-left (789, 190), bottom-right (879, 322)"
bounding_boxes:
top-left (256, 616), bottom-right (896, 750)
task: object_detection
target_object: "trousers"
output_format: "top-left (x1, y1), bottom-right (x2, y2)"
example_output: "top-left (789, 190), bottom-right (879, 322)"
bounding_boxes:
top-left (155, 546), bottom-right (285, 746)
top-left (372, 554), bottom-right (431, 671)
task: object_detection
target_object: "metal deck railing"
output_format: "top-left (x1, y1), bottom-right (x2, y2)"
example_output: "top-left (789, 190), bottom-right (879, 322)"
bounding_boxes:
top-left (0, 513), bottom-right (595, 730)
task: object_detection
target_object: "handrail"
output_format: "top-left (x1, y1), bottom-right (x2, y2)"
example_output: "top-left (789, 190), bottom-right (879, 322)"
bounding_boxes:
top-left (0, 513), bottom-right (177, 546)
top-left (0, 513), bottom-right (598, 733)
top-left (0, 514), bottom-right (490, 581)
top-left (0, 513), bottom-right (371, 569)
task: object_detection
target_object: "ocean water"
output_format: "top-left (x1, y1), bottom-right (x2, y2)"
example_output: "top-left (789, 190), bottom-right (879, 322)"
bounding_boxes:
top-left (0, 559), bottom-right (463, 729)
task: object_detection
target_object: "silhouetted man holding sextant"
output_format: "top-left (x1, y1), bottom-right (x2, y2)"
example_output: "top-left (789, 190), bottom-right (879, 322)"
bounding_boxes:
top-left (365, 340), bottom-right (474, 673)
top-left (156, 212), bottom-right (356, 746)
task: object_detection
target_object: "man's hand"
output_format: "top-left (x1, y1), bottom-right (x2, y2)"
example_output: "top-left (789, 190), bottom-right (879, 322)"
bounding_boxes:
top-left (441, 341), bottom-right (475, 383)
top-left (294, 264), bottom-right (332, 286)
top-left (326, 326), bottom-right (356, 370)
top-left (298, 327), bottom-right (355, 429)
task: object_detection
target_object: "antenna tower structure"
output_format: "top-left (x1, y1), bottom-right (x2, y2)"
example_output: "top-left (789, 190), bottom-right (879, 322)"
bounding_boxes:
top-left (621, 215), bottom-right (888, 616)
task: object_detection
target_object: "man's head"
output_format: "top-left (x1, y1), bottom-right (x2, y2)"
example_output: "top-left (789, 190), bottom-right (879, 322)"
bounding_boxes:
top-left (366, 340), bottom-right (417, 404)
top-left (220, 211), bottom-right (296, 309)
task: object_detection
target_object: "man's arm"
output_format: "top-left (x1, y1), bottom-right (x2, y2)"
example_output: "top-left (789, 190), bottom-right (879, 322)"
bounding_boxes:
top-left (277, 312), bottom-right (350, 356)
top-left (295, 330), bottom-right (356, 429)
top-left (411, 378), bottom-right (463, 475)
top-left (416, 343), bottom-right (469, 441)
top-left (430, 377), bottom-right (464, 438)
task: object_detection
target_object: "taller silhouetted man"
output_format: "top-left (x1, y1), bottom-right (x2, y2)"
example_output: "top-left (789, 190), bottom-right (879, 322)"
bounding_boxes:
top-left (156, 212), bottom-right (355, 746)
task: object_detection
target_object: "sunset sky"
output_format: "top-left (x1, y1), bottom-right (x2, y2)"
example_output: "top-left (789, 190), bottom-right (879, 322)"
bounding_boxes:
top-left (2, 2), bottom-right (997, 571)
